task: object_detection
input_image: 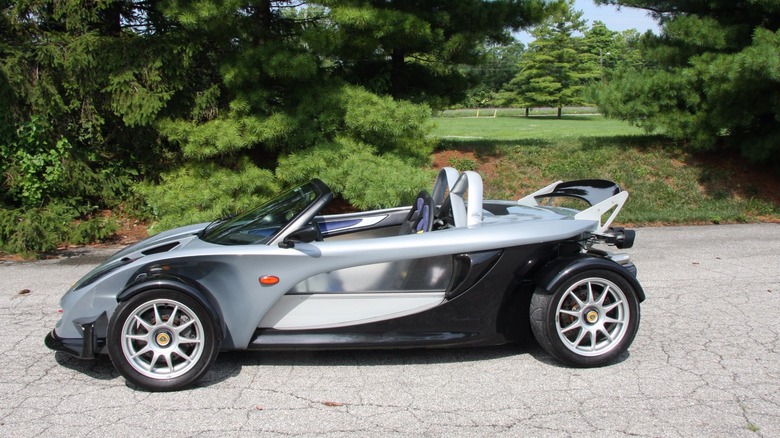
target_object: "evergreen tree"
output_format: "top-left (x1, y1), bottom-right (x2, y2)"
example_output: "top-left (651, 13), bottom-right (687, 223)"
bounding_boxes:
top-left (501, 0), bottom-right (599, 117)
top-left (141, 0), bottom-right (558, 229)
top-left (322, 0), bottom-right (551, 107)
top-left (139, 1), bottom-right (444, 230)
top-left (583, 21), bottom-right (616, 75)
top-left (1, 0), bottom-right (176, 250)
top-left (1, 0), bottom-right (558, 246)
top-left (583, 23), bottom-right (644, 79)
top-left (460, 39), bottom-right (526, 108)
top-left (593, 1), bottom-right (780, 164)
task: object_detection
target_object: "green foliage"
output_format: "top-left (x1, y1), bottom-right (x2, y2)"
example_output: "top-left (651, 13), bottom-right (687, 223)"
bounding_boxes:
top-left (159, 113), bottom-right (297, 160)
top-left (0, 0), bottom-right (173, 254)
top-left (500, 1), bottom-right (599, 114)
top-left (593, 1), bottom-right (780, 165)
top-left (276, 138), bottom-right (431, 210)
top-left (341, 86), bottom-right (435, 161)
top-left (0, 204), bottom-right (118, 254)
top-left (0, 0), bottom-right (557, 252)
top-left (1, 116), bottom-right (135, 211)
top-left (136, 158), bottom-right (279, 234)
top-left (0, 205), bottom-right (70, 254)
top-left (148, 83), bottom-right (436, 231)
top-left (433, 116), bottom-right (778, 223)
top-left (0, 114), bottom-right (127, 254)
top-left (1, 118), bottom-right (70, 207)
top-left (583, 22), bottom-right (645, 77)
top-left (448, 156), bottom-right (480, 172)
top-left (68, 216), bottom-right (119, 245)
top-left (104, 57), bottom-right (176, 128)
top-left (457, 39), bottom-right (527, 108)
top-left (322, 0), bottom-right (554, 106)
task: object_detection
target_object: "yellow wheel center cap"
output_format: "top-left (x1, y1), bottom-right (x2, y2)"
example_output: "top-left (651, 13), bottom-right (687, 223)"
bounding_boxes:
top-left (156, 332), bottom-right (171, 346)
top-left (586, 310), bottom-right (599, 324)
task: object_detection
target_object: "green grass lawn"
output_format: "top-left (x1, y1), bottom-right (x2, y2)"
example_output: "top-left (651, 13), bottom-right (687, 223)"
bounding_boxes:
top-left (431, 115), bottom-right (779, 225)
top-left (433, 114), bottom-right (644, 140)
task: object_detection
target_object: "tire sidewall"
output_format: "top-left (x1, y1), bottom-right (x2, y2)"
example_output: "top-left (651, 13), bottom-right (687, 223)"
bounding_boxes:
top-left (107, 289), bottom-right (219, 391)
top-left (531, 269), bottom-right (640, 367)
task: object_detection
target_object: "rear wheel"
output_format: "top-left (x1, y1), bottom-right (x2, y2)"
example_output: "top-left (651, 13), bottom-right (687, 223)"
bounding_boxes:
top-left (530, 270), bottom-right (640, 367)
top-left (107, 290), bottom-right (219, 391)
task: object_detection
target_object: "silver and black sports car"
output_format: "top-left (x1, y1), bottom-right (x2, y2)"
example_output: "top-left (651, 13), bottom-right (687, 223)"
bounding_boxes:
top-left (46, 168), bottom-right (644, 391)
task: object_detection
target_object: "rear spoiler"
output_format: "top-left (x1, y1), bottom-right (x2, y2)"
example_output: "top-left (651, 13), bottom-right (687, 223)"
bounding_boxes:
top-left (518, 179), bottom-right (628, 234)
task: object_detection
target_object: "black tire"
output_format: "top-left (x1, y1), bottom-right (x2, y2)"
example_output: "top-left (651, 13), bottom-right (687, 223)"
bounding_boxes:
top-left (107, 290), bottom-right (220, 391)
top-left (530, 269), bottom-right (640, 367)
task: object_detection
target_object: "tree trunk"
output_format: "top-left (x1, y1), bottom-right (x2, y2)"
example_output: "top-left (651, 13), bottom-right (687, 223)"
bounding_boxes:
top-left (390, 47), bottom-right (406, 99)
top-left (101, 1), bottom-right (122, 36)
top-left (557, 106), bottom-right (562, 118)
top-left (253, 0), bottom-right (273, 44)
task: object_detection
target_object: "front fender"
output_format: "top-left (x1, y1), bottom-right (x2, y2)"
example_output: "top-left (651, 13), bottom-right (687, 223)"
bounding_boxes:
top-left (534, 255), bottom-right (646, 302)
top-left (117, 275), bottom-right (226, 342)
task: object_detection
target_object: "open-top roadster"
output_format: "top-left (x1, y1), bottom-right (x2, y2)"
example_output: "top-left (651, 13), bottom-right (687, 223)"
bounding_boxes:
top-left (46, 168), bottom-right (644, 391)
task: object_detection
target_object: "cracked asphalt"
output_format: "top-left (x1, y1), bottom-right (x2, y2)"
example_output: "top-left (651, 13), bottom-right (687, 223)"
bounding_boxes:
top-left (1, 223), bottom-right (778, 437)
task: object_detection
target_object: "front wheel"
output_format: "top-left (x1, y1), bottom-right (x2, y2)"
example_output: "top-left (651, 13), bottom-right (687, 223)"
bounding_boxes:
top-left (107, 290), bottom-right (219, 391)
top-left (530, 270), bottom-right (640, 367)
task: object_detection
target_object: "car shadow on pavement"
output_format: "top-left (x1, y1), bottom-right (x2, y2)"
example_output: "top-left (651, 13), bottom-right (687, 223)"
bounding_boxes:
top-left (196, 343), bottom-right (544, 389)
top-left (52, 341), bottom-right (620, 390)
top-left (524, 345), bottom-right (632, 368)
top-left (54, 352), bottom-right (119, 381)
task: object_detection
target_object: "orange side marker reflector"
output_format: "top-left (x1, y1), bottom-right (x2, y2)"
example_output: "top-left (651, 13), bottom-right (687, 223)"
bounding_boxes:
top-left (259, 275), bottom-right (280, 285)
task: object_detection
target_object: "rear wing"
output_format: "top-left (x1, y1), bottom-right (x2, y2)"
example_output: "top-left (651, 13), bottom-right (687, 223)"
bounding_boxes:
top-left (518, 179), bottom-right (628, 234)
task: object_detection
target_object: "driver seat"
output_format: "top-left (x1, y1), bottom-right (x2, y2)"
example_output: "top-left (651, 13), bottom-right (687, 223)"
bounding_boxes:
top-left (398, 190), bottom-right (434, 234)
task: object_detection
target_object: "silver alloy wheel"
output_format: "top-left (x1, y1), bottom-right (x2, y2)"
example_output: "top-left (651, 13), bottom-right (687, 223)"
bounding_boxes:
top-left (120, 299), bottom-right (206, 380)
top-left (555, 277), bottom-right (630, 357)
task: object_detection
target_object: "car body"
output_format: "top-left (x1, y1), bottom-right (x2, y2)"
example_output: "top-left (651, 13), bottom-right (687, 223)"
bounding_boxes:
top-left (46, 168), bottom-right (644, 391)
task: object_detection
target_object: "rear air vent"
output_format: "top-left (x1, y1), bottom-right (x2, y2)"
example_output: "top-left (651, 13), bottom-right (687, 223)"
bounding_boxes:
top-left (141, 242), bottom-right (180, 255)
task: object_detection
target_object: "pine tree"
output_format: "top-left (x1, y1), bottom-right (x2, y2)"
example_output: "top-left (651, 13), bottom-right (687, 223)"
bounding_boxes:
top-left (593, 1), bottom-right (780, 164)
top-left (322, 0), bottom-right (551, 107)
top-left (461, 39), bottom-right (526, 108)
top-left (140, 1), bottom-right (444, 229)
top-left (501, 0), bottom-right (599, 117)
top-left (2, 0), bottom-right (558, 241)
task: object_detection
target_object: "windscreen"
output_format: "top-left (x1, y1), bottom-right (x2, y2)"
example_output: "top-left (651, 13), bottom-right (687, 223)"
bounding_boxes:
top-left (200, 183), bottom-right (321, 245)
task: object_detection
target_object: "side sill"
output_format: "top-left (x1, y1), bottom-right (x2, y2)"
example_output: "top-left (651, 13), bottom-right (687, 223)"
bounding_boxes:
top-left (247, 330), bottom-right (482, 351)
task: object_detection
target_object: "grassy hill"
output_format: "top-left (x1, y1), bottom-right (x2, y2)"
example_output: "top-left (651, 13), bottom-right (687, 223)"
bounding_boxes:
top-left (431, 114), bottom-right (779, 225)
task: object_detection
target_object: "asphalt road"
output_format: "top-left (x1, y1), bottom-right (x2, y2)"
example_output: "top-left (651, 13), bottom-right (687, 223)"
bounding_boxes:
top-left (1, 223), bottom-right (779, 437)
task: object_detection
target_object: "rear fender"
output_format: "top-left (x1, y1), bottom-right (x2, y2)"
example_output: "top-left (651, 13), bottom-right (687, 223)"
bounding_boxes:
top-left (117, 275), bottom-right (226, 342)
top-left (533, 255), bottom-right (645, 302)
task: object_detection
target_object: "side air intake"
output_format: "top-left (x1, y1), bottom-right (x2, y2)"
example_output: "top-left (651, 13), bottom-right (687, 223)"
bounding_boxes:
top-left (141, 242), bottom-right (180, 255)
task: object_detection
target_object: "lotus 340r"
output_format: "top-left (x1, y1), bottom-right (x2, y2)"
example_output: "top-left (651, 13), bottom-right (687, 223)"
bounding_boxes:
top-left (46, 168), bottom-right (644, 391)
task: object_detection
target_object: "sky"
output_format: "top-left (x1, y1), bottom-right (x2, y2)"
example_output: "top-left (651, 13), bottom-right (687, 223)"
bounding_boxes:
top-left (515, 0), bottom-right (661, 45)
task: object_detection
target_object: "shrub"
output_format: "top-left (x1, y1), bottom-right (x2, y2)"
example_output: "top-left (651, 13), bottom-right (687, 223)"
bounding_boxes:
top-left (136, 158), bottom-right (279, 234)
top-left (0, 118), bottom-right (70, 208)
top-left (0, 205), bottom-right (70, 254)
top-left (448, 156), bottom-right (479, 171)
top-left (143, 85), bottom-right (437, 233)
top-left (68, 216), bottom-right (119, 245)
top-left (0, 204), bottom-right (120, 255)
top-left (276, 137), bottom-right (432, 210)
top-left (340, 86), bottom-right (436, 163)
